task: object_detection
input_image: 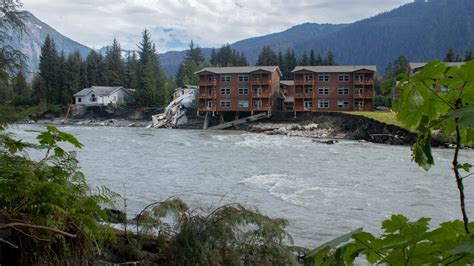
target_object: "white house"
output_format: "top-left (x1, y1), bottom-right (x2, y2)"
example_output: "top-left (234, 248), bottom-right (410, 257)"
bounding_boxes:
top-left (73, 86), bottom-right (133, 106)
top-left (171, 85), bottom-right (198, 100)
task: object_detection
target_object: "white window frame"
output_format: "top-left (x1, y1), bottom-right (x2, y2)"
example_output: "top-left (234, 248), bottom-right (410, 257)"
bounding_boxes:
top-left (220, 75), bottom-right (231, 82)
top-left (207, 100), bottom-right (213, 108)
top-left (238, 87), bottom-right (249, 95)
top-left (338, 87), bottom-right (349, 95)
top-left (303, 74), bottom-right (314, 82)
top-left (318, 87), bottom-right (329, 95)
top-left (318, 99), bottom-right (329, 108)
top-left (90, 94), bottom-right (97, 102)
top-left (304, 87), bottom-right (313, 94)
top-left (304, 100), bottom-right (313, 109)
top-left (238, 74), bottom-right (249, 82)
top-left (318, 74), bottom-right (330, 82)
top-left (337, 100), bottom-right (349, 108)
top-left (238, 99), bottom-right (249, 108)
top-left (253, 99), bottom-right (262, 108)
top-left (253, 87), bottom-right (263, 95)
top-left (220, 87), bottom-right (231, 95)
top-left (77, 97), bottom-right (82, 103)
top-left (338, 73), bottom-right (350, 82)
top-left (220, 99), bottom-right (231, 108)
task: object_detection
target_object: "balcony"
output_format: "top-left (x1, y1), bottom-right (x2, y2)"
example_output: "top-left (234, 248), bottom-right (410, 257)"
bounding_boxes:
top-left (251, 92), bottom-right (272, 98)
top-left (294, 79), bottom-right (314, 86)
top-left (251, 79), bottom-right (270, 85)
top-left (295, 92), bottom-right (313, 98)
top-left (354, 79), bottom-right (373, 85)
top-left (198, 80), bottom-right (217, 86)
top-left (251, 105), bottom-right (271, 111)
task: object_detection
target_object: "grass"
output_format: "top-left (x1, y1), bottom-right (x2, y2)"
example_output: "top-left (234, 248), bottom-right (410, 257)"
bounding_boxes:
top-left (344, 111), bottom-right (413, 131)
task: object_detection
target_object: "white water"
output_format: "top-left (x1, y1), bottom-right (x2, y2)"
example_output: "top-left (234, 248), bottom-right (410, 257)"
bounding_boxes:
top-left (10, 125), bottom-right (474, 248)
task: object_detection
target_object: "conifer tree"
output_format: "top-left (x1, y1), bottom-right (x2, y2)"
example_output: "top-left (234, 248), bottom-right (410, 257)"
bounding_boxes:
top-left (256, 46), bottom-right (278, 66)
top-left (444, 48), bottom-right (456, 62)
top-left (300, 51), bottom-right (309, 65)
top-left (35, 35), bottom-right (61, 104)
top-left (465, 49), bottom-right (473, 61)
top-left (309, 50), bottom-right (316, 66)
top-left (176, 41), bottom-right (210, 86)
top-left (104, 38), bottom-right (124, 86)
top-left (62, 50), bottom-right (83, 104)
top-left (85, 50), bottom-right (105, 87)
top-left (124, 51), bottom-right (138, 89)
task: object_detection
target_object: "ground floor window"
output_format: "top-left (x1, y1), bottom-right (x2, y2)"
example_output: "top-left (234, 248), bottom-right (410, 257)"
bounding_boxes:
top-left (318, 99), bottom-right (329, 108)
top-left (207, 100), bottom-right (213, 107)
top-left (304, 100), bottom-right (313, 109)
top-left (220, 99), bottom-right (231, 108)
top-left (238, 99), bottom-right (249, 108)
top-left (253, 100), bottom-right (262, 108)
top-left (338, 100), bottom-right (349, 108)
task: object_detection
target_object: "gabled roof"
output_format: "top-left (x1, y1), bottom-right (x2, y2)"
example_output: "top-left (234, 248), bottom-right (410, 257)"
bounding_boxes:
top-left (292, 65), bottom-right (377, 73)
top-left (73, 86), bottom-right (132, 97)
top-left (195, 66), bottom-right (282, 76)
top-left (409, 62), bottom-right (466, 70)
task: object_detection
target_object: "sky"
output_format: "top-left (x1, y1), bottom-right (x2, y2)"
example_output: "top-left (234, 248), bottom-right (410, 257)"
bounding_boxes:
top-left (21, 0), bottom-right (412, 52)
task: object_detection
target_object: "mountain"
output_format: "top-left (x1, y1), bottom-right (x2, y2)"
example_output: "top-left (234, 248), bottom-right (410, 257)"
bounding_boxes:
top-left (9, 11), bottom-right (91, 78)
top-left (160, 0), bottom-right (474, 75)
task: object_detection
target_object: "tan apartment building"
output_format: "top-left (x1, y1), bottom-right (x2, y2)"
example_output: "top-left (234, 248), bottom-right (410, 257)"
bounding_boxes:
top-left (290, 66), bottom-right (377, 112)
top-left (195, 66), bottom-right (282, 115)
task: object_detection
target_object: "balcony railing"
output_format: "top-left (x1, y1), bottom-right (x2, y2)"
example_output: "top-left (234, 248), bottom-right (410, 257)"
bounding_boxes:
top-left (251, 79), bottom-right (270, 85)
top-left (295, 92), bottom-right (313, 98)
top-left (294, 80), bottom-right (314, 86)
top-left (198, 80), bottom-right (217, 86)
top-left (251, 92), bottom-right (272, 98)
top-left (354, 79), bottom-right (373, 85)
top-left (198, 93), bottom-right (215, 98)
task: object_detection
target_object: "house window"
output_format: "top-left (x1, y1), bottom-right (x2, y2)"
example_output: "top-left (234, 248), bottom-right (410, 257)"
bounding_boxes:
top-left (338, 87), bottom-right (349, 95)
top-left (304, 87), bottom-right (313, 94)
top-left (253, 100), bottom-right (262, 108)
top-left (354, 87), bottom-right (364, 96)
top-left (238, 74), bottom-right (249, 82)
top-left (220, 75), bottom-right (231, 82)
top-left (253, 87), bottom-right (263, 95)
top-left (303, 74), bottom-right (313, 82)
top-left (338, 73), bottom-right (350, 82)
top-left (318, 99), bottom-right (329, 108)
top-left (207, 100), bottom-right (213, 108)
top-left (220, 87), bottom-right (231, 95)
top-left (337, 100), bottom-right (349, 108)
top-left (318, 74), bottom-right (330, 82)
top-left (238, 99), bottom-right (249, 108)
top-left (90, 94), bottom-right (97, 102)
top-left (220, 99), bottom-right (231, 108)
top-left (238, 87), bottom-right (249, 95)
top-left (77, 97), bottom-right (82, 103)
top-left (304, 100), bottom-right (313, 109)
top-left (318, 87), bottom-right (329, 95)
top-left (207, 88), bottom-right (215, 95)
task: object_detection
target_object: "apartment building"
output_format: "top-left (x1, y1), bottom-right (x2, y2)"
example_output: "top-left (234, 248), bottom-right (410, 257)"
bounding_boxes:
top-left (195, 66), bottom-right (282, 114)
top-left (291, 66), bottom-right (377, 111)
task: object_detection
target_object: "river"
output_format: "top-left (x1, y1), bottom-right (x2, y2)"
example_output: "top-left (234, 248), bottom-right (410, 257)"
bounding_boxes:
top-left (10, 124), bottom-right (474, 248)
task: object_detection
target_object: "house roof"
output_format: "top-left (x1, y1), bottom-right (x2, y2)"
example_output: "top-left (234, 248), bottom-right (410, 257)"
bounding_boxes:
top-left (195, 66), bottom-right (282, 76)
top-left (292, 65), bottom-right (377, 73)
top-left (280, 80), bottom-right (294, 86)
top-left (173, 85), bottom-right (198, 92)
top-left (73, 86), bottom-right (132, 97)
top-left (409, 62), bottom-right (466, 70)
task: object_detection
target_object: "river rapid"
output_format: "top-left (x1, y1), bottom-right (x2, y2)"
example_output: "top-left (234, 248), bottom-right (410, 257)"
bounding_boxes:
top-left (10, 125), bottom-right (474, 248)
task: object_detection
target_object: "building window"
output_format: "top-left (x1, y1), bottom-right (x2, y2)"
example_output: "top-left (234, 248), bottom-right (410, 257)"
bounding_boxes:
top-left (338, 73), bottom-right (350, 81)
top-left (304, 100), bottom-right (313, 109)
top-left (90, 94), bottom-right (97, 102)
top-left (238, 74), bottom-right (249, 82)
top-left (354, 74), bottom-right (364, 81)
top-left (220, 87), bottom-right (231, 95)
top-left (238, 87), bottom-right (249, 95)
top-left (318, 99), bottom-right (329, 108)
top-left (338, 87), bottom-right (349, 95)
top-left (355, 100), bottom-right (363, 108)
top-left (238, 99), bottom-right (249, 108)
top-left (303, 74), bottom-right (313, 82)
top-left (220, 75), bottom-right (231, 82)
top-left (253, 87), bottom-right (263, 95)
top-left (318, 87), bottom-right (329, 95)
top-left (318, 74), bottom-right (330, 82)
top-left (253, 100), bottom-right (262, 108)
top-left (207, 100), bottom-right (213, 107)
top-left (207, 88), bottom-right (215, 95)
top-left (304, 87), bottom-right (313, 94)
top-left (354, 87), bottom-right (364, 96)
top-left (220, 99), bottom-right (231, 108)
top-left (337, 100), bottom-right (349, 108)
top-left (77, 97), bottom-right (82, 103)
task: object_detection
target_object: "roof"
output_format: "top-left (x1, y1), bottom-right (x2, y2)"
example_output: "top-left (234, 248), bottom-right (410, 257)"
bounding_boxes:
top-left (280, 80), bottom-right (294, 86)
top-left (195, 66), bottom-right (282, 76)
top-left (409, 62), bottom-right (466, 70)
top-left (73, 86), bottom-right (132, 97)
top-left (292, 65), bottom-right (377, 73)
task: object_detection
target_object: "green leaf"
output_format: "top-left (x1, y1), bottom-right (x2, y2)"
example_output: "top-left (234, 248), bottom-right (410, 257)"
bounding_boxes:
top-left (306, 228), bottom-right (363, 259)
top-left (382, 214), bottom-right (409, 233)
top-left (455, 163), bottom-right (472, 172)
top-left (450, 236), bottom-right (474, 255)
top-left (442, 105), bottom-right (474, 128)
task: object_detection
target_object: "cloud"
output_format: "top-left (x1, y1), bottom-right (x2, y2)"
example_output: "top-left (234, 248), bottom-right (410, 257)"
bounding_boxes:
top-left (21, 0), bottom-right (412, 52)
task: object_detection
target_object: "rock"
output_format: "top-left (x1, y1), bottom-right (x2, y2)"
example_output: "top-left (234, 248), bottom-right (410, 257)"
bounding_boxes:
top-left (275, 127), bottom-right (288, 135)
top-left (303, 123), bottom-right (318, 130)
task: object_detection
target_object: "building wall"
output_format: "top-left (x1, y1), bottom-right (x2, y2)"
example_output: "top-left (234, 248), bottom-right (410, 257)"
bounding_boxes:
top-left (197, 70), bottom-right (280, 113)
top-left (75, 89), bottom-right (129, 106)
